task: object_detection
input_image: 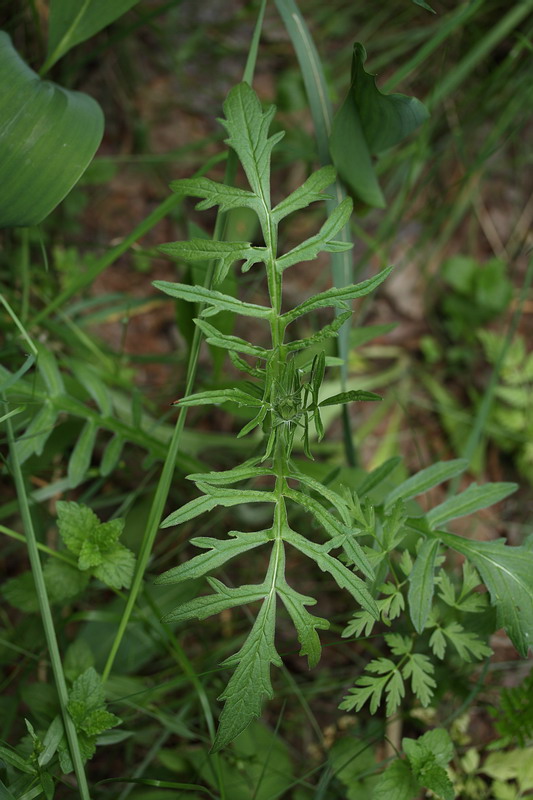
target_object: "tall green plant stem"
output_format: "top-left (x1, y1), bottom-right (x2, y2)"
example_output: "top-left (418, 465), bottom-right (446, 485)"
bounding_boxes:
top-left (101, 0), bottom-right (268, 741)
top-left (4, 406), bottom-right (91, 800)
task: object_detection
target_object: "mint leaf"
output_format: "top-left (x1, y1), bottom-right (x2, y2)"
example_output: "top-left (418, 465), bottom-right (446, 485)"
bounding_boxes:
top-left (92, 545), bottom-right (135, 590)
top-left (374, 758), bottom-right (420, 800)
top-left (57, 501), bottom-right (99, 556)
top-left (78, 708), bottom-right (120, 737)
top-left (44, 558), bottom-right (89, 603)
top-left (67, 667), bottom-right (105, 720)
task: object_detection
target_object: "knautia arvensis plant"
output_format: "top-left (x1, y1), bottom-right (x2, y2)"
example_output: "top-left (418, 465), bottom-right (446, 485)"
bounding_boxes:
top-left (153, 82), bottom-right (392, 750)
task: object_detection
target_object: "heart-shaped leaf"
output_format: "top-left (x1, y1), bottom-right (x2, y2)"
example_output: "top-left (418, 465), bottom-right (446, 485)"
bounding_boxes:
top-left (0, 32), bottom-right (104, 228)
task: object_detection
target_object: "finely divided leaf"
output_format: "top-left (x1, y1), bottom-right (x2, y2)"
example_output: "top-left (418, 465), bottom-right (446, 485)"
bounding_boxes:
top-left (401, 654), bottom-right (436, 707)
top-left (384, 459), bottom-right (467, 511)
top-left (436, 531), bottom-right (533, 657)
top-left (276, 574), bottom-right (329, 668)
top-left (408, 538), bottom-right (440, 633)
top-left (271, 166), bottom-right (336, 223)
top-left (283, 266), bottom-right (393, 323)
top-left (154, 280), bottom-right (272, 319)
top-left (426, 482), bottom-right (517, 529)
top-left (276, 198), bottom-right (353, 272)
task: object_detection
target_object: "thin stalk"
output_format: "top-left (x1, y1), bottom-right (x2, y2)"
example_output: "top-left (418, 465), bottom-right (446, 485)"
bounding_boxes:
top-left (4, 404), bottom-right (91, 800)
top-left (102, 0), bottom-right (268, 743)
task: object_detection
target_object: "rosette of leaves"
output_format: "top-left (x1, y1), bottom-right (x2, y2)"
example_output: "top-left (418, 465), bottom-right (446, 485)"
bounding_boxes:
top-left (154, 82), bottom-right (390, 750)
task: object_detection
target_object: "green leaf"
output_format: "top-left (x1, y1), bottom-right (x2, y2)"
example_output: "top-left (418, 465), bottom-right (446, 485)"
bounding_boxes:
top-left (155, 529), bottom-right (271, 584)
top-left (276, 574), bottom-right (329, 668)
top-left (0, 744), bottom-right (35, 774)
top-left (319, 389), bottom-right (382, 406)
top-left (283, 266), bottom-right (393, 323)
top-left (77, 708), bottom-right (120, 738)
top-left (340, 658), bottom-right (401, 714)
top-left (161, 486), bottom-right (275, 528)
top-left (44, 558), bottom-right (89, 603)
top-left (170, 177), bottom-right (261, 215)
top-left (426, 482), bottom-right (517, 529)
top-left (219, 82), bottom-right (284, 211)
top-left (67, 667), bottom-right (105, 722)
top-left (0, 32), bottom-right (104, 227)
top-left (411, 0), bottom-right (436, 13)
top-left (161, 577), bottom-right (268, 623)
top-left (68, 420), bottom-right (98, 488)
top-left (357, 457), bottom-right (402, 495)
top-left (154, 280), bottom-right (272, 319)
top-left (374, 758), bottom-right (420, 800)
top-left (15, 403), bottom-right (58, 465)
top-left (384, 459), bottom-right (468, 511)
top-left (401, 654), bottom-right (436, 707)
top-left (212, 592), bottom-right (281, 752)
top-left (45, 0), bottom-right (141, 70)
top-left (408, 538), bottom-right (440, 633)
top-left (271, 165), bottom-right (336, 223)
top-left (92, 545), bottom-right (135, 590)
top-left (283, 527), bottom-right (378, 618)
top-left (1, 571), bottom-right (39, 612)
top-left (100, 435), bottom-right (124, 477)
top-left (187, 463), bottom-right (274, 486)
top-left (437, 622), bottom-right (492, 662)
top-left (172, 388), bottom-right (264, 408)
top-left (276, 198), bottom-right (353, 272)
top-left (330, 43), bottom-right (429, 207)
top-left (193, 318), bottom-right (268, 358)
top-left (38, 716), bottom-right (64, 768)
top-left (158, 239), bottom-right (266, 284)
top-left (403, 730), bottom-right (454, 800)
top-left (437, 531), bottom-right (533, 657)
top-left (285, 311), bottom-right (352, 352)
top-left (57, 501), bottom-right (100, 556)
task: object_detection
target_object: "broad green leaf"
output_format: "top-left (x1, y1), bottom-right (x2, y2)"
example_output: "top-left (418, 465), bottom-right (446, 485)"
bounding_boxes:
top-left (194, 318), bottom-right (268, 358)
top-left (172, 388), bottom-right (264, 408)
top-left (45, 0), bottom-right (141, 70)
top-left (0, 32), bottom-right (103, 227)
top-left (1, 571), bottom-right (39, 612)
top-left (57, 501), bottom-right (100, 556)
top-left (276, 567), bottom-right (329, 668)
top-left (271, 165), bottom-right (336, 223)
top-left (384, 459), bottom-right (467, 511)
top-left (219, 82), bottom-right (284, 210)
top-left (161, 487), bottom-right (275, 528)
top-left (158, 239), bottom-right (266, 284)
top-left (283, 266), bottom-right (393, 323)
top-left (408, 538), bottom-right (440, 633)
top-left (93, 545), bottom-right (135, 590)
top-left (285, 311), bottom-right (352, 352)
top-left (154, 280), bottom-right (272, 319)
top-left (15, 403), bottom-right (58, 465)
top-left (330, 43), bottom-right (429, 207)
top-left (426, 482), bottom-right (517, 529)
top-left (374, 759), bottom-right (420, 800)
top-left (155, 529), bottom-right (271, 584)
top-left (283, 527), bottom-right (378, 618)
top-left (403, 730), bottom-right (454, 800)
top-left (276, 198), bottom-right (353, 272)
top-left (213, 603), bottom-right (281, 752)
top-left (68, 420), bottom-right (98, 488)
top-left (44, 558), bottom-right (89, 604)
top-left (170, 177), bottom-right (261, 215)
top-left (319, 389), bottom-right (382, 406)
top-left (161, 577), bottom-right (268, 623)
top-left (436, 531), bottom-right (533, 657)
top-left (67, 667), bottom-right (105, 721)
top-left (78, 708), bottom-right (120, 738)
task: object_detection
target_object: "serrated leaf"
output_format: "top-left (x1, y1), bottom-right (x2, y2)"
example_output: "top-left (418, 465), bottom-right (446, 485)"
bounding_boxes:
top-left (276, 573), bottom-right (329, 668)
top-left (159, 239), bottom-right (266, 284)
top-left (154, 280), bottom-right (272, 319)
top-left (187, 462), bottom-right (273, 486)
top-left (330, 43), bottom-right (429, 208)
top-left (319, 389), bottom-right (382, 406)
top-left (170, 177), bottom-right (261, 215)
top-left (212, 590), bottom-right (281, 752)
top-left (156, 529), bottom-right (271, 584)
top-left (78, 708), bottom-right (120, 737)
top-left (1, 571), bottom-right (39, 612)
top-left (93, 545), bottom-right (136, 590)
top-left (440, 622), bottom-right (492, 662)
top-left (44, 558), bottom-right (89, 603)
top-left (67, 667), bottom-right (105, 723)
top-left (384, 459), bottom-right (467, 511)
top-left (342, 609), bottom-right (377, 638)
top-left (401, 654), bottom-right (436, 707)
top-left (429, 628), bottom-right (446, 660)
top-left (374, 758), bottom-right (420, 800)
top-left (161, 485), bottom-right (274, 528)
top-left (193, 318), bottom-right (268, 358)
top-left (219, 82), bottom-right (284, 211)
top-left (408, 538), bottom-right (440, 633)
top-left (161, 578), bottom-right (268, 623)
top-left (57, 501), bottom-right (100, 556)
top-left (426, 482), bottom-right (517, 529)
top-left (285, 311), bottom-right (352, 352)
top-left (172, 387), bottom-right (264, 408)
top-left (271, 165), bottom-right (336, 223)
top-left (276, 197), bottom-right (353, 272)
top-left (283, 266), bottom-right (393, 323)
top-left (283, 527), bottom-right (378, 618)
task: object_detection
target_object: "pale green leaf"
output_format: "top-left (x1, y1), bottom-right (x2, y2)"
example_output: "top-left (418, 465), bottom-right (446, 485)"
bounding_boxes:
top-left (100, 435), bottom-right (124, 477)
top-left (187, 462), bottom-right (274, 486)
top-left (384, 459), bottom-right (467, 511)
top-left (0, 744), bottom-right (34, 774)
top-left (408, 538), bottom-right (440, 633)
top-left (172, 388), bottom-right (264, 408)
top-left (342, 609), bottom-right (377, 638)
top-left (319, 389), bottom-right (382, 406)
top-left (357, 456), bottom-right (402, 496)
top-left (213, 592), bottom-right (281, 752)
top-left (427, 482), bottom-right (517, 529)
top-left (67, 667), bottom-right (105, 721)
top-left (46, 0), bottom-right (141, 69)
top-left (271, 165), bottom-right (336, 223)
top-left (57, 501), bottom-right (100, 556)
top-left (276, 198), bottom-right (353, 272)
top-left (0, 32), bottom-right (103, 227)
top-left (93, 545), bottom-right (136, 590)
top-left (38, 716), bottom-right (64, 768)
top-left (78, 708), bottom-right (120, 738)
top-left (70, 363), bottom-right (112, 417)
top-left (155, 529), bottom-right (271, 584)
top-left (161, 577), bottom-right (268, 623)
top-left (154, 280), bottom-right (272, 319)
top-left (68, 419), bottom-right (98, 488)
top-left (44, 558), bottom-right (89, 603)
top-left (161, 485), bottom-right (275, 528)
top-left (283, 266), bottom-right (393, 323)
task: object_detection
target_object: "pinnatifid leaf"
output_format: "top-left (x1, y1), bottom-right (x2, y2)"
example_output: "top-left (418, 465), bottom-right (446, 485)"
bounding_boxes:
top-left (271, 165), bottom-right (336, 222)
top-left (170, 177), bottom-right (261, 215)
top-left (193, 318), bottom-right (268, 358)
top-left (276, 197), bottom-right (353, 272)
top-left (161, 578), bottom-right (268, 623)
top-left (276, 574), bottom-right (329, 668)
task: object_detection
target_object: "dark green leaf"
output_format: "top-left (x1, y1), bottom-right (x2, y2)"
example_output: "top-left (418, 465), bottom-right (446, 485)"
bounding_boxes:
top-left (319, 389), bottom-right (382, 406)
top-left (427, 482), bottom-right (517, 529)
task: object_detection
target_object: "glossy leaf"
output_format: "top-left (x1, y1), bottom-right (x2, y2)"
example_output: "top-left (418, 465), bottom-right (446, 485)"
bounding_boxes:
top-left (0, 32), bottom-right (104, 228)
